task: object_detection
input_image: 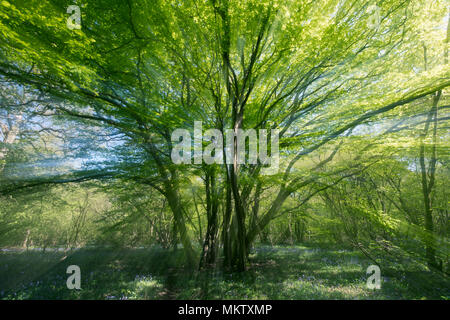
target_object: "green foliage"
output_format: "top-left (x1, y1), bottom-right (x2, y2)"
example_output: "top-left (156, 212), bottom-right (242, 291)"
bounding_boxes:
top-left (1, 246), bottom-right (448, 300)
top-left (0, 0), bottom-right (448, 297)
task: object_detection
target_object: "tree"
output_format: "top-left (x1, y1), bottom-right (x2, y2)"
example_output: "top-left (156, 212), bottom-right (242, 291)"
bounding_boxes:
top-left (0, 0), bottom-right (448, 271)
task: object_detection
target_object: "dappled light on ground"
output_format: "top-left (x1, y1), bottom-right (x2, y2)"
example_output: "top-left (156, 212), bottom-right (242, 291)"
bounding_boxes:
top-left (1, 246), bottom-right (448, 300)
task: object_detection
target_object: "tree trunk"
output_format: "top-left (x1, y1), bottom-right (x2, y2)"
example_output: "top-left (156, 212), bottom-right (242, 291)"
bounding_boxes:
top-left (199, 170), bottom-right (220, 269)
top-left (419, 90), bottom-right (442, 271)
top-left (222, 172), bottom-right (233, 269)
top-left (229, 138), bottom-right (247, 271)
top-left (165, 187), bottom-right (196, 268)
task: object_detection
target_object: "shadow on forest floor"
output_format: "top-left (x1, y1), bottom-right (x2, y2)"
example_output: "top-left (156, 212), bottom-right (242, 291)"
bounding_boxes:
top-left (0, 245), bottom-right (448, 300)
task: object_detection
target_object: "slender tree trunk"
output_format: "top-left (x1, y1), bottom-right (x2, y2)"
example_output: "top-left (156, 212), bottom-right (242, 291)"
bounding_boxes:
top-left (248, 181), bottom-right (262, 253)
top-left (418, 14), bottom-right (448, 271)
top-left (246, 188), bottom-right (289, 248)
top-left (199, 170), bottom-right (220, 269)
top-left (22, 229), bottom-right (30, 249)
top-left (222, 172), bottom-right (233, 269)
top-left (0, 114), bottom-right (22, 173)
top-left (419, 90), bottom-right (442, 271)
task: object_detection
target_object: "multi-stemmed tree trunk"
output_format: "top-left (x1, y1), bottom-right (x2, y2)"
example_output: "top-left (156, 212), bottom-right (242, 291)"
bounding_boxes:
top-left (199, 168), bottom-right (220, 269)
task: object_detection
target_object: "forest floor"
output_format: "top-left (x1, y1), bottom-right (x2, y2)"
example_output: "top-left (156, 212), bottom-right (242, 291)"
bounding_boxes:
top-left (0, 245), bottom-right (448, 300)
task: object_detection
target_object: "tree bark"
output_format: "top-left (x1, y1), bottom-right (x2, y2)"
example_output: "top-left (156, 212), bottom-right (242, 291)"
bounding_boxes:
top-left (199, 170), bottom-right (220, 269)
top-left (419, 90), bottom-right (442, 271)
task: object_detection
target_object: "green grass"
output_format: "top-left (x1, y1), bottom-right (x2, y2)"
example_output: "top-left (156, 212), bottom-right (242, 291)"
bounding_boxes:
top-left (0, 246), bottom-right (448, 300)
